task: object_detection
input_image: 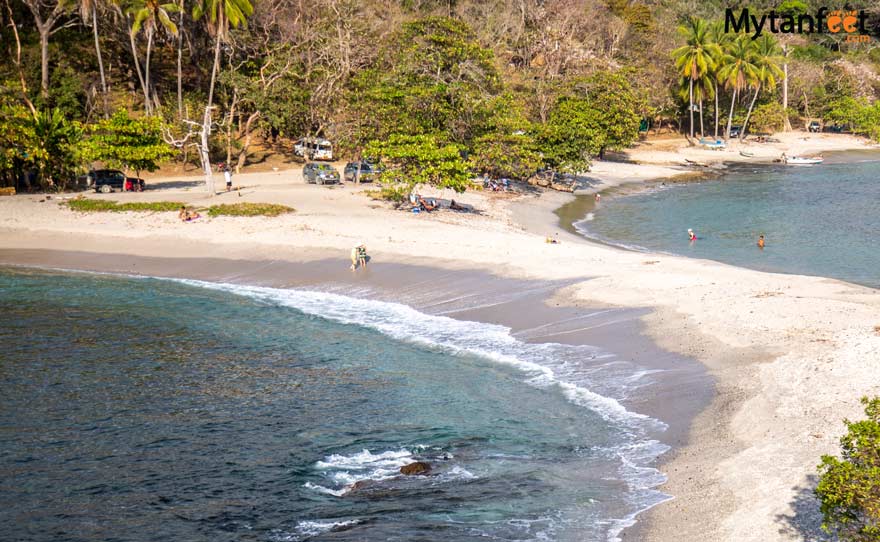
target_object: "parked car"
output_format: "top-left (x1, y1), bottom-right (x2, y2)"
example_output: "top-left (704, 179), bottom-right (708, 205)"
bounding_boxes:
top-left (78, 169), bottom-right (145, 193)
top-left (303, 162), bottom-right (340, 185)
top-left (728, 125), bottom-right (742, 138)
top-left (343, 161), bottom-right (384, 183)
top-left (808, 120), bottom-right (822, 133)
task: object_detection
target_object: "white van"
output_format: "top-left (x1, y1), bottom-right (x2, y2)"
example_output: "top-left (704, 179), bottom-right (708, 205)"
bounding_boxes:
top-left (308, 139), bottom-right (333, 161)
top-left (294, 138), bottom-right (334, 161)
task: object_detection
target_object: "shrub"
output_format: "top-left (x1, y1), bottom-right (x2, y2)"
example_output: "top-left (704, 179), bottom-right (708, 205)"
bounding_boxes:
top-left (816, 396), bottom-right (880, 541)
top-left (206, 203), bottom-right (294, 217)
top-left (66, 200), bottom-right (184, 212)
top-left (749, 103), bottom-right (787, 133)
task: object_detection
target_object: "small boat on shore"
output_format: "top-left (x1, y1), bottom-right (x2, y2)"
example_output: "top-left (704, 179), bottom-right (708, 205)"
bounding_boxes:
top-left (784, 155), bottom-right (823, 165)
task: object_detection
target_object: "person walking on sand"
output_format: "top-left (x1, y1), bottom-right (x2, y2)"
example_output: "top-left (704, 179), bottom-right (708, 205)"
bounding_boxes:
top-left (688, 228), bottom-right (697, 242)
top-left (757, 235), bottom-right (765, 249)
top-left (350, 243), bottom-right (368, 270)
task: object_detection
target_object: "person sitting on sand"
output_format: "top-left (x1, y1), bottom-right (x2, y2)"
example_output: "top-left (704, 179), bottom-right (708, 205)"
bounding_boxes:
top-left (418, 196), bottom-right (438, 212)
top-left (758, 235), bottom-right (765, 249)
top-left (179, 205), bottom-right (201, 222)
top-left (688, 228), bottom-right (697, 241)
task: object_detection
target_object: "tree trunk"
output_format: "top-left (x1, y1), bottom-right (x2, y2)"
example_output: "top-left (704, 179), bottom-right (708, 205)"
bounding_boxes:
top-left (202, 29), bottom-right (222, 195)
top-left (699, 96), bottom-right (704, 137)
top-left (688, 76), bottom-right (694, 139)
top-left (714, 81), bottom-right (720, 138)
top-left (40, 26), bottom-right (50, 99)
top-left (783, 60), bottom-right (791, 132)
top-left (128, 27), bottom-right (151, 114)
top-left (225, 91), bottom-right (237, 166)
top-left (92, 5), bottom-right (108, 117)
top-left (206, 23), bottom-right (222, 114)
top-left (235, 112), bottom-right (259, 173)
top-left (803, 90), bottom-right (811, 123)
top-left (177, 0), bottom-right (184, 118)
top-left (200, 123), bottom-right (213, 195)
top-left (725, 88), bottom-right (738, 139)
top-left (145, 27), bottom-right (153, 111)
top-left (742, 84), bottom-right (761, 139)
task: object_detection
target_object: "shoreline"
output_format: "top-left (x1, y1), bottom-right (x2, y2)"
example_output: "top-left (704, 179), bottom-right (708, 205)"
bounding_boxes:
top-left (0, 250), bottom-right (712, 540)
top-left (2, 133), bottom-right (879, 540)
top-left (557, 148), bottom-right (880, 291)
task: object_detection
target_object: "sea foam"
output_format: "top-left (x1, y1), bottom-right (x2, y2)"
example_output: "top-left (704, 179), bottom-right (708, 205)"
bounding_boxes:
top-left (172, 279), bottom-right (672, 539)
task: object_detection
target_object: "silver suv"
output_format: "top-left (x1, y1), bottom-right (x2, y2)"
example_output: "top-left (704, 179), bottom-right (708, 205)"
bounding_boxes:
top-left (303, 162), bottom-right (340, 185)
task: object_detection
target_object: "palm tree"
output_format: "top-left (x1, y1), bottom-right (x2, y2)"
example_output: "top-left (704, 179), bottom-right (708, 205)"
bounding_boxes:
top-left (78, 0), bottom-right (109, 116)
top-left (707, 21), bottom-right (731, 138)
top-left (176, 0), bottom-right (185, 118)
top-left (718, 34), bottom-right (759, 140)
top-left (678, 76), bottom-right (713, 137)
top-left (192, 0), bottom-right (252, 194)
top-left (741, 34), bottom-right (784, 139)
top-left (130, 0), bottom-right (179, 113)
top-left (193, 0), bottom-right (252, 118)
top-left (671, 17), bottom-right (720, 140)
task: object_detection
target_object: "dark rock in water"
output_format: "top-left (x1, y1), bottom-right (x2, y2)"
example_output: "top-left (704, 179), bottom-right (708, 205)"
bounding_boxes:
top-left (399, 461), bottom-right (431, 475)
top-left (344, 480), bottom-right (373, 494)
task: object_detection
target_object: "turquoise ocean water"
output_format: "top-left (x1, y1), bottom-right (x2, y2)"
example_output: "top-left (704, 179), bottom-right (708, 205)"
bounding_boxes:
top-left (575, 151), bottom-right (880, 289)
top-left (0, 268), bottom-right (670, 541)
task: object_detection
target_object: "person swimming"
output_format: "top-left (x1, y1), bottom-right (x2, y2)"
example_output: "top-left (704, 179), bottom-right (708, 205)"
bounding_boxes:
top-left (688, 228), bottom-right (697, 241)
top-left (758, 235), bottom-right (765, 249)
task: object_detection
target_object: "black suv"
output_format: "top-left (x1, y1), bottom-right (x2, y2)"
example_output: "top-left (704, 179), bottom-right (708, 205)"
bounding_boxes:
top-left (302, 162), bottom-right (340, 185)
top-left (343, 161), bottom-right (384, 183)
top-left (80, 169), bottom-right (146, 193)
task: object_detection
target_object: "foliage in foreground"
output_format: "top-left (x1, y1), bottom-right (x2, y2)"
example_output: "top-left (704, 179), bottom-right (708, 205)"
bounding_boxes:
top-left (816, 396), bottom-right (880, 541)
top-left (65, 200), bottom-right (184, 212)
top-left (205, 203), bottom-right (294, 217)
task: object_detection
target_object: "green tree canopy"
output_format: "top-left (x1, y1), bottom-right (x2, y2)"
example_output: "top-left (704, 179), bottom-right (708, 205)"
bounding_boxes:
top-left (349, 17), bottom-right (499, 148)
top-left (0, 107), bottom-right (83, 190)
top-left (816, 396), bottom-right (880, 541)
top-left (469, 94), bottom-right (542, 180)
top-left (539, 70), bottom-right (646, 172)
top-left (82, 109), bottom-right (174, 174)
top-left (365, 133), bottom-right (472, 201)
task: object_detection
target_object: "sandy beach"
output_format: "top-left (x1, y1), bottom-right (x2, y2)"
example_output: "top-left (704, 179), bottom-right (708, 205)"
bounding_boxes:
top-left (1, 132), bottom-right (879, 541)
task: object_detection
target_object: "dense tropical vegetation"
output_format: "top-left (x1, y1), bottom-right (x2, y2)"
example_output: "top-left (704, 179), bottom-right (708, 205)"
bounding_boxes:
top-left (2, 0), bottom-right (880, 193)
top-left (816, 396), bottom-right (880, 541)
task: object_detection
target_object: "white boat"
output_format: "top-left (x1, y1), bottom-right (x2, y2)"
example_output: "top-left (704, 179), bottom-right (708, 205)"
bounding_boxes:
top-left (784, 156), bottom-right (823, 165)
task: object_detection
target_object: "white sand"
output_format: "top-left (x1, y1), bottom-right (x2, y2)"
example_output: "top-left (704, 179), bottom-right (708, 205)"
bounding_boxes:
top-left (1, 134), bottom-right (879, 541)
top-left (612, 131), bottom-right (876, 166)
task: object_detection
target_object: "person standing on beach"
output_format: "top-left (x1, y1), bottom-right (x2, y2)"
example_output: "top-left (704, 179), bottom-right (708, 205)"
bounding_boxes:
top-left (758, 235), bottom-right (765, 249)
top-left (224, 164), bottom-right (233, 192)
top-left (350, 243), bottom-right (368, 270)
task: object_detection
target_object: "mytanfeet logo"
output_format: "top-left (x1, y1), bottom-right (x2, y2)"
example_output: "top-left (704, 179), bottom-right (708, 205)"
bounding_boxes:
top-left (725, 7), bottom-right (873, 42)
